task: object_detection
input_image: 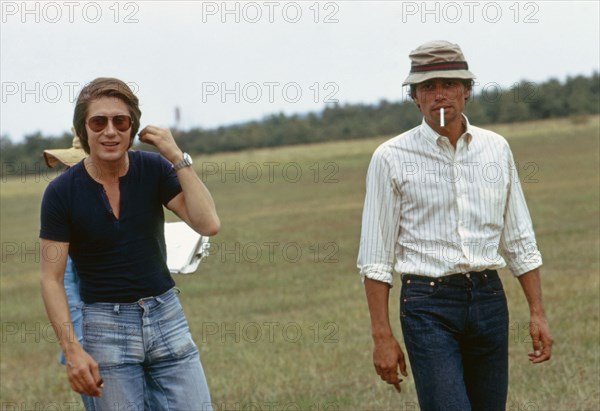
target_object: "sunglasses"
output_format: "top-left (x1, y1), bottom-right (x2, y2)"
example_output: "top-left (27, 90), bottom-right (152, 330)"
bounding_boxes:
top-left (87, 115), bottom-right (132, 132)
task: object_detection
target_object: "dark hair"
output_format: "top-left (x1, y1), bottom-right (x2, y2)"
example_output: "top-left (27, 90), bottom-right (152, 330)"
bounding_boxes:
top-left (73, 78), bottom-right (141, 154)
top-left (409, 79), bottom-right (474, 100)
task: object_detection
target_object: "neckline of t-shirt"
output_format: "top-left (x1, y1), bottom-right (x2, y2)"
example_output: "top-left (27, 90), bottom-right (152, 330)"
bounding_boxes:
top-left (81, 151), bottom-right (133, 186)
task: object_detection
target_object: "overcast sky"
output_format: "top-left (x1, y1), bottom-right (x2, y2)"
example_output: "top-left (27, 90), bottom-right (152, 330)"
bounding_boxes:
top-left (1, 0), bottom-right (599, 142)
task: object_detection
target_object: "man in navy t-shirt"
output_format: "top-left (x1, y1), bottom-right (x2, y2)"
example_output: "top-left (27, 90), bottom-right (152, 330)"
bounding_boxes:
top-left (42, 150), bottom-right (182, 303)
top-left (40, 77), bottom-right (220, 408)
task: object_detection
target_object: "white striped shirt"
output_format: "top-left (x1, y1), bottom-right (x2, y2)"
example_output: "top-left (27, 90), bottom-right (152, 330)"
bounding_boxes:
top-left (357, 116), bottom-right (542, 285)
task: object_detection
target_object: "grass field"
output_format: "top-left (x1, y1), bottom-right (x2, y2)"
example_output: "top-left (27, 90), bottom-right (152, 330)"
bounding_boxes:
top-left (1, 115), bottom-right (599, 410)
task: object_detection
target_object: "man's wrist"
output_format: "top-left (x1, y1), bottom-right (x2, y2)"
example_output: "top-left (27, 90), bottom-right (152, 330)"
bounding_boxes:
top-left (172, 152), bottom-right (192, 171)
top-left (371, 329), bottom-right (395, 341)
top-left (62, 340), bottom-right (83, 356)
top-left (530, 307), bottom-right (546, 317)
top-left (168, 149), bottom-right (184, 165)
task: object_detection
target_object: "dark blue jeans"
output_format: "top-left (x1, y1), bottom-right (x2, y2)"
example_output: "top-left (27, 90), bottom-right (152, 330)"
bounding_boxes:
top-left (400, 270), bottom-right (508, 411)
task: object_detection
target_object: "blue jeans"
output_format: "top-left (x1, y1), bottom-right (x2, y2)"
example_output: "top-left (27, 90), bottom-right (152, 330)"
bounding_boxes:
top-left (82, 288), bottom-right (212, 411)
top-left (400, 270), bottom-right (508, 411)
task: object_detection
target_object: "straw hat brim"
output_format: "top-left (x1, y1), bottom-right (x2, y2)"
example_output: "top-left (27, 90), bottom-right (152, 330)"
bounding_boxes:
top-left (43, 148), bottom-right (87, 168)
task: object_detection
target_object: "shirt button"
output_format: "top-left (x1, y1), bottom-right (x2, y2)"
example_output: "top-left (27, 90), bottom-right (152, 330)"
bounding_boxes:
top-left (429, 281), bottom-right (435, 286)
top-left (465, 273), bottom-right (471, 278)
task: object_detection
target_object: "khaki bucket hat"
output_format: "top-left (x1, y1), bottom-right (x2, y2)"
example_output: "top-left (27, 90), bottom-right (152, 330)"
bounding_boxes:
top-left (43, 128), bottom-right (87, 168)
top-left (402, 40), bottom-right (476, 86)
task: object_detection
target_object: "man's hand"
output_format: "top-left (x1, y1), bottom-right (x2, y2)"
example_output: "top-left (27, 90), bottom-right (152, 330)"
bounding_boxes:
top-left (528, 313), bottom-right (553, 363)
top-left (373, 335), bottom-right (408, 392)
top-left (364, 278), bottom-right (408, 393)
top-left (517, 269), bottom-right (553, 364)
top-left (138, 126), bottom-right (183, 164)
top-left (65, 345), bottom-right (103, 397)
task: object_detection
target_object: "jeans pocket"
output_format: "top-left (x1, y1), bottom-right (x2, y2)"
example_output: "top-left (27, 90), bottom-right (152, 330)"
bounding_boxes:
top-left (158, 306), bottom-right (198, 358)
top-left (401, 281), bottom-right (441, 302)
top-left (82, 316), bottom-right (127, 367)
top-left (485, 277), bottom-right (505, 295)
top-left (400, 281), bottom-right (442, 318)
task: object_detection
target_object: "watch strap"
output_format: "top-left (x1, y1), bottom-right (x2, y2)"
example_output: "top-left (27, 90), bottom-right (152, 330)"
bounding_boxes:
top-left (173, 153), bottom-right (192, 171)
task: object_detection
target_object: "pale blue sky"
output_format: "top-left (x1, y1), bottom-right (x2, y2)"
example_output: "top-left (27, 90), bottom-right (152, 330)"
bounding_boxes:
top-left (1, 0), bottom-right (599, 142)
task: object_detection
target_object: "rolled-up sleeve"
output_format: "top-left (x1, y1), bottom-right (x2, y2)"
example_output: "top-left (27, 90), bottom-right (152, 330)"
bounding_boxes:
top-left (499, 145), bottom-right (543, 276)
top-left (357, 146), bottom-right (402, 286)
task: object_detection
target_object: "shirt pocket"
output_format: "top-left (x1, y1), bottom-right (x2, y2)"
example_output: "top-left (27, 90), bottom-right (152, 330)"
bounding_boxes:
top-left (477, 187), bottom-right (506, 231)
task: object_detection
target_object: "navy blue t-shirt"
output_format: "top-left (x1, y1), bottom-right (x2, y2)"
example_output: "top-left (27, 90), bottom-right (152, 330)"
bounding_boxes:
top-left (40, 151), bottom-right (182, 303)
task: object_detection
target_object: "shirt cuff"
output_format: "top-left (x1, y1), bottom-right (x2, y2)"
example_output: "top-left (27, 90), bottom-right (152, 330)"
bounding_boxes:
top-left (508, 250), bottom-right (543, 277)
top-left (359, 264), bottom-right (394, 286)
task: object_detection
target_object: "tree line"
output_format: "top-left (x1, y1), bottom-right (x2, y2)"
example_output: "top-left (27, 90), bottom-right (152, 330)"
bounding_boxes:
top-left (1, 73), bottom-right (598, 176)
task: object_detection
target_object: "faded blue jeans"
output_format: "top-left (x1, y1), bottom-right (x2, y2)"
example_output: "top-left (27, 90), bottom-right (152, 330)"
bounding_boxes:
top-left (82, 288), bottom-right (212, 411)
top-left (400, 270), bottom-right (509, 411)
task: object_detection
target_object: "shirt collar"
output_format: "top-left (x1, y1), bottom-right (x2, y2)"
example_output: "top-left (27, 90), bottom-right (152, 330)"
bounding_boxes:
top-left (419, 114), bottom-right (474, 147)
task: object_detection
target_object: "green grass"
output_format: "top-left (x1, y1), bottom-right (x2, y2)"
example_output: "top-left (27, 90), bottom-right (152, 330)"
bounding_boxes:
top-left (1, 115), bottom-right (599, 410)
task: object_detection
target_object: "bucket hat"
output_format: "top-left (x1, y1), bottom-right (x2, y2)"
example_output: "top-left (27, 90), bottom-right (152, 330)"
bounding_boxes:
top-left (403, 40), bottom-right (476, 86)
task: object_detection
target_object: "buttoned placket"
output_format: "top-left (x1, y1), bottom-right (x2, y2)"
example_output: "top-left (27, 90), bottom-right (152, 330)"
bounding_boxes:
top-left (437, 133), bottom-right (473, 269)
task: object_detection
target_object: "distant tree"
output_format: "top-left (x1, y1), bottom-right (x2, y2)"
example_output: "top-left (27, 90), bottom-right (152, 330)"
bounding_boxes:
top-left (496, 82), bottom-right (532, 123)
top-left (464, 98), bottom-right (491, 124)
top-left (2, 73), bottom-right (598, 177)
top-left (564, 74), bottom-right (599, 115)
top-left (529, 78), bottom-right (565, 118)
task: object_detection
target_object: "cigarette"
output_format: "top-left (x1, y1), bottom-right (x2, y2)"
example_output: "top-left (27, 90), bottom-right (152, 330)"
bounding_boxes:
top-left (440, 108), bottom-right (445, 127)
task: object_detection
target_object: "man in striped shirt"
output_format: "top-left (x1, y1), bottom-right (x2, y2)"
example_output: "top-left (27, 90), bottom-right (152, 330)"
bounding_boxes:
top-left (358, 40), bottom-right (553, 410)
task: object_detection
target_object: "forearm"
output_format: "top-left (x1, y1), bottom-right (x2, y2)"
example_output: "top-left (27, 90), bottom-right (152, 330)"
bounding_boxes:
top-left (517, 268), bottom-right (545, 315)
top-left (40, 240), bottom-right (80, 356)
top-left (176, 166), bottom-right (220, 236)
top-left (41, 275), bottom-right (79, 355)
top-left (517, 268), bottom-right (553, 362)
top-left (42, 273), bottom-right (103, 395)
top-left (137, 126), bottom-right (220, 235)
top-left (364, 277), bottom-right (394, 340)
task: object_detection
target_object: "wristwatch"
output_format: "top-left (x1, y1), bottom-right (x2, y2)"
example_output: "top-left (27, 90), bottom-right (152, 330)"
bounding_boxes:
top-left (173, 152), bottom-right (193, 171)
